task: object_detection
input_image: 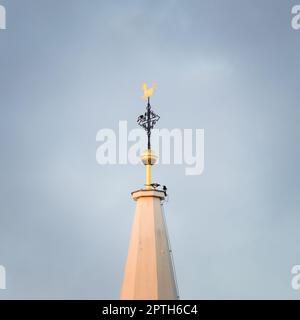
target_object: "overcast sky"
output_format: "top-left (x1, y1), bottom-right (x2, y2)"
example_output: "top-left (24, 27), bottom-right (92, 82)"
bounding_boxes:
top-left (0, 0), bottom-right (300, 299)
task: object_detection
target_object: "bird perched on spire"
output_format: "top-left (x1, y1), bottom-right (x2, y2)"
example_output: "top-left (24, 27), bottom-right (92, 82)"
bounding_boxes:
top-left (142, 82), bottom-right (156, 100)
top-left (163, 185), bottom-right (168, 197)
top-left (150, 183), bottom-right (160, 190)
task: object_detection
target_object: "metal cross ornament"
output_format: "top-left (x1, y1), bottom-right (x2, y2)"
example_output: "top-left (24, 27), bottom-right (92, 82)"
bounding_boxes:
top-left (137, 83), bottom-right (160, 150)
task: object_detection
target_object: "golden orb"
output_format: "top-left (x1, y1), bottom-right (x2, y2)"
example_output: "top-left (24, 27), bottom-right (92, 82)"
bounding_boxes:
top-left (141, 149), bottom-right (157, 165)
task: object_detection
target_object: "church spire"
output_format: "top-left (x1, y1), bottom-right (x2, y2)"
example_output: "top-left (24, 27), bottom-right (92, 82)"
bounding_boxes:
top-left (120, 84), bottom-right (179, 300)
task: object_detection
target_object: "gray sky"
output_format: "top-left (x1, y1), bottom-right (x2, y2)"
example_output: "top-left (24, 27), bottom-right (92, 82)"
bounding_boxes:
top-left (0, 0), bottom-right (299, 299)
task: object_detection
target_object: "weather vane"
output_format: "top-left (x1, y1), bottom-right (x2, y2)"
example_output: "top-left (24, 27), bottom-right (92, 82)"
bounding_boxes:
top-left (138, 83), bottom-right (160, 150)
top-left (137, 83), bottom-right (160, 189)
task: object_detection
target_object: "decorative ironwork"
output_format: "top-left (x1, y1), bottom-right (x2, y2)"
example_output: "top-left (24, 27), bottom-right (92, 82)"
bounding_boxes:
top-left (137, 97), bottom-right (160, 150)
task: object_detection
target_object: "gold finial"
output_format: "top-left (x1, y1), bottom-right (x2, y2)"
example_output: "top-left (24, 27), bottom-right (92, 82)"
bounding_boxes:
top-left (142, 82), bottom-right (156, 100)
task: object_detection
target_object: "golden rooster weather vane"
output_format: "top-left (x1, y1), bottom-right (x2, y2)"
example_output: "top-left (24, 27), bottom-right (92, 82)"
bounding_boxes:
top-left (142, 83), bottom-right (156, 100)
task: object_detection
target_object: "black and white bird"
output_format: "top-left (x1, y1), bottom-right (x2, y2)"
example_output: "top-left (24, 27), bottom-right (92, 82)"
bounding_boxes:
top-left (151, 183), bottom-right (160, 189)
top-left (162, 185), bottom-right (167, 195)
